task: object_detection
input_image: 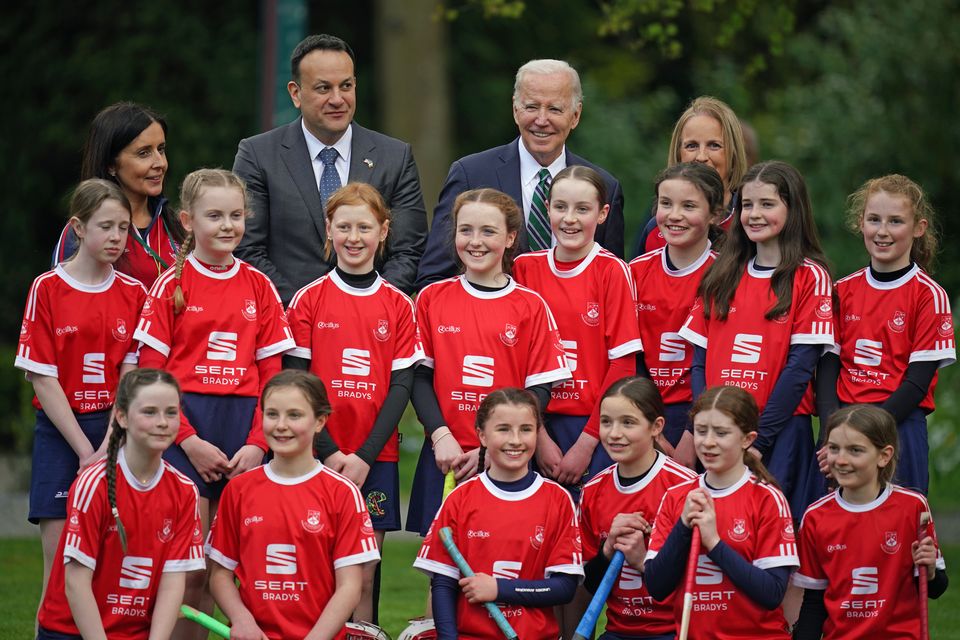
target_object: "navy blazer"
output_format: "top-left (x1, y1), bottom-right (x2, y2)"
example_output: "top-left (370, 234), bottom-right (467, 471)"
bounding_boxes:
top-left (234, 118), bottom-right (427, 302)
top-left (415, 139), bottom-right (625, 290)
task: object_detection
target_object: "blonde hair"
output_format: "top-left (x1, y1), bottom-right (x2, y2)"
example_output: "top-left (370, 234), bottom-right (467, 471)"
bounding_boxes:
top-left (668, 96), bottom-right (748, 190)
top-left (845, 174), bottom-right (939, 272)
top-left (172, 169), bottom-right (248, 314)
top-left (323, 182), bottom-right (391, 260)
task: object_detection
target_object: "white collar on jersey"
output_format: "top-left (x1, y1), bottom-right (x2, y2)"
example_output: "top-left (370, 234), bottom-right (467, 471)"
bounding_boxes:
top-left (546, 242), bottom-right (602, 278)
top-left (187, 253), bottom-right (241, 279)
top-left (478, 471), bottom-right (545, 501)
top-left (698, 466), bottom-right (752, 497)
top-left (264, 459), bottom-right (324, 485)
top-left (329, 268), bottom-right (383, 296)
top-left (54, 263), bottom-right (117, 293)
top-left (661, 241), bottom-right (713, 277)
top-left (834, 482), bottom-right (893, 513)
top-left (746, 257), bottom-right (774, 279)
top-left (864, 263), bottom-right (920, 291)
top-left (118, 447), bottom-right (164, 492)
top-left (613, 451), bottom-right (667, 494)
top-left (457, 274), bottom-right (517, 299)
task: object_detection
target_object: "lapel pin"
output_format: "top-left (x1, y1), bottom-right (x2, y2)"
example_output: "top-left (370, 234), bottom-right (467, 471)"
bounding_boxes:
top-left (363, 158), bottom-right (374, 168)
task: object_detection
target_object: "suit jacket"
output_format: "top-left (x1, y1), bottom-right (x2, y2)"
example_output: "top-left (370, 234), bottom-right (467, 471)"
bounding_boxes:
top-left (415, 139), bottom-right (625, 289)
top-left (234, 118), bottom-right (427, 302)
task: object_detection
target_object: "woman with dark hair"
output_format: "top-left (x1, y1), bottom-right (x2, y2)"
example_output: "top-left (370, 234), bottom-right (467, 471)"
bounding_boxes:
top-left (53, 102), bottom-right (186, 287)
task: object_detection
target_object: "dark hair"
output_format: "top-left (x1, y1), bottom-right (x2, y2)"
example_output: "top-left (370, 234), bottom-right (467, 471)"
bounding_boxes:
top-left (698, 161), bottom-right (830, 321)
top-left (690, 386), bottom-right (778, 486)
top-left (261, 370), bottom-right (333, 454)
top-left (824, 405), bottom-right (899, 487)
top-left (451, 188), bottom-right (523, 276)
top-left (69, 179), bottom-right (132, 227)
top-left (291, 34), bottom-right (356, 82)
top-left (106, 368), bottom-right (181, 553)
top-left (81, 102), bottom-right (185, 245)
top-left (549, 165), bottom-right (608, 209)
top-left (474, 387), bottom-right (542, 473)
top-left (654, 162), bottom-right (726, 246)
top-left (601, 376), bottom-right (665, 425)
top-left (846, 174), bottom-right (939, 273)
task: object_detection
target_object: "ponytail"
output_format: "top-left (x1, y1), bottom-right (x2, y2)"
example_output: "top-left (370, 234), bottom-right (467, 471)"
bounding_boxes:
top-left (172, 231), bottom-right (194, 314)
top-left (105, 417), bottom-right (128, 553)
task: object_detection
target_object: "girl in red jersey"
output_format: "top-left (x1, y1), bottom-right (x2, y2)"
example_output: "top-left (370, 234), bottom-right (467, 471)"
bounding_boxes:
top-left (793, 405), bottom-right (947, 639)
top-left (513, 165), bottom-right (643, 495)
top-left (631, 162), bottom-right (725, 468)
top-left (406, 188), bottom-right (571, 536)
top-left (413, 388), bottom-right (583, 640)
top-left (817, 175), bottom-right (954, 495)
top-left (208, 370), bottom-right (379, 640)
top-left (577, 377), bottom-right (697, 640)
top-left (133, 169), bottom-right (295, 636)
top-left (644, 386), bottom-right (798, 640)
top-left (632, 96), bottom-right (748, 258)
top-left (679, 161), bottom-right (834, 521)
top-left (17, 179), bottom-right (146, 608)
top-left (37, 368), bottom-right (204, 640)
top-left (286, 182), bottom-right (423, 622)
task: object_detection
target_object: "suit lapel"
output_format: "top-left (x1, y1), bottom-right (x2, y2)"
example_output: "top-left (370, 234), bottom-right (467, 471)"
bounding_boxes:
top-left (348, 124), bottom-right (377, 184)
top-left (499, 141), bottom-right (527, 252)
top-left (279, 118), bottom-right (327, 241)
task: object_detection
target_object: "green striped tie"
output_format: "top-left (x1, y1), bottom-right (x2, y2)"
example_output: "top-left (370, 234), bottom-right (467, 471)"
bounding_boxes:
top-left (527, 168), bottom-right (553, 251)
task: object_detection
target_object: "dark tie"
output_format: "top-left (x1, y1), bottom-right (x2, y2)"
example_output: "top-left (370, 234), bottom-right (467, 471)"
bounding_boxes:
top-left (318, 147), bottom-right (341, 211)
top-left (527, 168), bottom-right (552, 251)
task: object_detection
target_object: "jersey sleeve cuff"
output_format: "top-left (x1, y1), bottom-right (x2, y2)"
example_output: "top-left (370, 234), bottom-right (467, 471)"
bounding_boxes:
top-left (545, 564), bottom-right (585, 580)
top-left (413, 557), bottom-right (460, 580)
top-left (608, 339), bottom-right (644, 359)
top-left (643, 549), bottom-right (659, 562)
top-left (392, 348), bottom-right (426, 371)
top-left (525, 367), bottom-right (572, 388)
top-left (256, 337), bottom-right (296, 360)
top-left (288, 346), bottom-right (312, 360)
top-left (63, 544), bottom-right (96, 571)
top-left (753, 555), bottom-right (799, 570)
top-left (910, 350), bottom-right (957, 367)
top-left (678, 327), bottom-right (706, 349)
top-left (133, 331), bottom-right (170, 357)
top-left (123, 351), bottom-right (138, 365)
top-left (164, 557), bottom-right (206, 572)
top-left (207, 547), bottom-right (239, 571)
top-left (791, 573), bottom-right (827, 589)
top-left (790, 334), bottom-right (835, 346)
top-left (333, 548), bottom-right (381, 569)
top-left (419, 357), bottom-right (435, 369)
top-left (14, 357), bottom-right (58, 377)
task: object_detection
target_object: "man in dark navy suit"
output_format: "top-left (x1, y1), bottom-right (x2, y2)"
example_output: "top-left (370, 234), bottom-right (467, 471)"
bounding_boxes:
top-left (416, 59), bottom-right (624, 288)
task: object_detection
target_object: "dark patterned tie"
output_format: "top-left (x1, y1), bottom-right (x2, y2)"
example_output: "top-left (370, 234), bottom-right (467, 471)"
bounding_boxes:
top-left (318, 147), bottom-right (341, 211)
top-left (527, 168), bottom-right (552, 251)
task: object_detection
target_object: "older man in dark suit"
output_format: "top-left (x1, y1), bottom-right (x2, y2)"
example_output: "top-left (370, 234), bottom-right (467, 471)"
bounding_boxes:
top-left (235, 34), bottom-right (426, 302)
top-left (416, 59), bottom-right (624, 289)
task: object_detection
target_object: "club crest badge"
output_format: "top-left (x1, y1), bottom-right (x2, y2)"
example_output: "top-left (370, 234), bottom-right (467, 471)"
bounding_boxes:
top-left (361, 513), bottom-right (375, 536)
top-left (112, 318), bottom-right (129, 341)
top-left (373, 319), bottom-right (391, 342)
top-left (938, 314), bottom-right (954, 338)
top-left (500, 323), bottom-right (518, 347)
top-left (530, 525), bottom-right (545, 550)
top-left (141, 296), bottom-right (155, 317)
top-left (728, 518), bottom-right (749, 542)
top-left (68, 509), bottom-right (80, 533)
top-left (581, 302), bottom-right (600, 327)
top-left (192, 523), bottom-right (203, 545)
top-left (19, 320), bottom-right (30, 342)
top-left (241, 299), bottom-right (257, 321)
top-left (782, 518), bottom-right (795, 542)
top-left (881, 530), bottom-right (901, 554)
top-left (302, 509), bottom-right (324, 534)
top-left (816, 297), bottom-right (833, 319)
top-left (888, 310), bottom-right (907, 333)
top-left (157, 518), bottom-right (174, 543)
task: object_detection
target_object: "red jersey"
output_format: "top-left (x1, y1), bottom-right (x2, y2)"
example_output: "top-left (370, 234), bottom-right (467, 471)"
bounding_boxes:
top-left (679, 258), bottom-right (834, 413)
top-left (513, 244), bottom-right (643, 416)
top-left (287, 271), bottom-right (424, 461)
top-left (793, 485), bottom-right (945, 640)
top-left (832, 265), bottom-right (955, 411)
top-left (646, 469), bottom-right (798, 639)
top-left (413, 473), bottom-right (583, 640)
top-left (38, 450), bottom-right (204, 639)
top-left (208, 463), bottom-right (379, 640)
top-left (16, 265), bottom-right (145, 413)
top-left (416, 276), bottom-right (571, 447)
top-left (630, 245), bottom-right (716, 404)
top-left (133, 255), bottom-right (294, 396)
top-left (579, 454), bottom-right (697, 636)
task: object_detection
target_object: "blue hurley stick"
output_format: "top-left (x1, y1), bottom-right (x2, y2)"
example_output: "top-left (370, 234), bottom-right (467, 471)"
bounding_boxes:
top-left (572, 550), bottom-right (625, 640)
top-left (438, 526), bottom-right (519, 639)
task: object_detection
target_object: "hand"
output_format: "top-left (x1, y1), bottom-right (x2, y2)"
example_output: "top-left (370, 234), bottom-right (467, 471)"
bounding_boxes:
top-left (606, 512), bottom-right (651, 568)
top-left (78, 446), bottom-right (106, 475)
top-left (912, 535), bottom-right (938, 581)
top-left (339, 454), bottom-right (371, 488)
top-left (227, 445), bottom-right (265, 479)
top-left (816, 445), bottom-right (831, 477)
top-left (555, 434), bottom-right (597, 485)
top-left (323, 450), bottom-right (348, 473)
top-left (535, 429), bottom-right (563, 479)
top-left (181, 436), bottom-right (231, 484)
top-left (433, 432), bottom-right (465, 474)
top-left (453, 447), bottom-right (481, 481)
top-left (687, 489), bottom-right (719, 550)
top-left (673, 431), bottom-right (697, 470)
top-left (459, 573), bottom-right (498, 604)
top-left (230, 613), bottom-right (269, 640)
